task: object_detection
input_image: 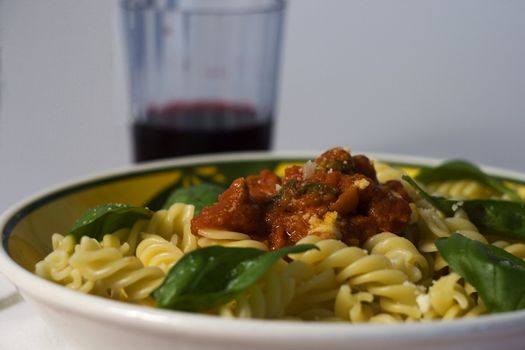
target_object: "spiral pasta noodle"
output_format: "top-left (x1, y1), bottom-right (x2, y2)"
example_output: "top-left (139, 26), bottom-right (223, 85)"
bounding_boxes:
top-left (35, 233), bottom-right (94, 293)
top-left (196, 228), bottom-right (268, 251)
top-left (218, 260), bottom-right (307, 319)
top-left (145, 203), bottom-right (196, 253)
top-left (110, 219), bottom-right (149, 255)
top-left (491, 240), bottom-right (525, 259)
top-left (425, 180), bottom-right (497, 200)
top-left (363, 232), bottom-right (428, 283)
top-left (69, 235), bottom-right (165, 302)
top-left (136, 234), bottom-right (184, 273)
top-left (416, 207), bottom-right (487, 271)
top-left (421, 273), bottom-right (486, 320)
top-left (37, 233), bottom-right (165, 302)
top-left (290, 236), bottom-right (423, 321)
top-left (286, 269), bottom-right (340, 320)
top-left (374, 162), bottom-right (406, 183)
top-left (334, 284), bottom-right (375, 322)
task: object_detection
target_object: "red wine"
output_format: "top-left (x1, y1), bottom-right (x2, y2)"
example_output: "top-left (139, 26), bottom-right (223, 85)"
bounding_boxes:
top-left (133, 102), bottom-right (273, 162)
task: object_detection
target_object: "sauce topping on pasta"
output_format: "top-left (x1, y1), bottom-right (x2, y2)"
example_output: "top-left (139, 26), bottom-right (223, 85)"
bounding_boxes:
top-left (192, 147), bottom-right (412, 250)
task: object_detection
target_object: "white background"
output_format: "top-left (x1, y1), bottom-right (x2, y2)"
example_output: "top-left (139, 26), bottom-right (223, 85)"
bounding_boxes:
top-left (1, 0), bottom-right (524, 213)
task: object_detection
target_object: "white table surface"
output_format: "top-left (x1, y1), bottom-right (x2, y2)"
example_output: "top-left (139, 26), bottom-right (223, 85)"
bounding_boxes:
top-left (1, 0), bottom-right (525, 348)
top-left (0, 274), bottom-right (71, 349)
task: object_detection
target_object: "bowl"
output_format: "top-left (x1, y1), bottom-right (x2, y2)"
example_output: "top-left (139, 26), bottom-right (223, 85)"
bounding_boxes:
top-left (1, 152), bottom-right (525, 350)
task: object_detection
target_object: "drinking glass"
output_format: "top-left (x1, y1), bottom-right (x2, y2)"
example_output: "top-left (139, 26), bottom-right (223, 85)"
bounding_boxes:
top-left (122, 0), bottom-right (286, 162)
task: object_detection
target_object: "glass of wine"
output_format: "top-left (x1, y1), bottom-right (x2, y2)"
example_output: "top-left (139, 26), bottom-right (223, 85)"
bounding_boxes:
top-left (121, 0), bottom-right (286, 162)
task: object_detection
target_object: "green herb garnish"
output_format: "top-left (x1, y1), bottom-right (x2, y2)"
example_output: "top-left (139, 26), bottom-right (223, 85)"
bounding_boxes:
top-left (319, 159), bottom-right (354, 174)
top-left (162, 182), bottom-right (226, 215)
top-left (436, 234), bottom-right (525, 313)
top-left (403, 176), bottom-right (525, 240)
top-left (152, 244), bottom-right (317, 312)
top-left (68, 204), bottom-right (153, 241)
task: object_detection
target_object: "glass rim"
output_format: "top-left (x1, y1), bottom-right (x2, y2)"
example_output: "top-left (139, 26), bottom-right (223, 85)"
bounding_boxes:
top-left (122, 0), bottom-right (286, 15)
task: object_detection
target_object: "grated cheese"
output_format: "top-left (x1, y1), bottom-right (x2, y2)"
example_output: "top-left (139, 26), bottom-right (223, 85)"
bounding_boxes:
top-left (302, 160), bottom-right (316, 179)
top-left (354, 178), bottom-right (370, 190)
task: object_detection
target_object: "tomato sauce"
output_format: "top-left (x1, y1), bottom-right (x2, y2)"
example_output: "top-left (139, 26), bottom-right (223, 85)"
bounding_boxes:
top-left (191, 147), bottom-right (412, 250)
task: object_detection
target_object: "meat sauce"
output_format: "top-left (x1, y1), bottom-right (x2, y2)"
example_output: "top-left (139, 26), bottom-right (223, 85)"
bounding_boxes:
top-left (191, 148), bottom-right (412, 250)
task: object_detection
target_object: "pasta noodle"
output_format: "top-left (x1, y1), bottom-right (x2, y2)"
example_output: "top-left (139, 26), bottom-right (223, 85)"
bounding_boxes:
top-left (334, 285), bottom-right (375, 322)
top-left (35, 234), bottom-right (93, 292)
top-left (145, 203), bottom-right (196, 253)
top-left (290, 236), bottom-right (422, 321)
top-left (491, 240), bottom-right (525, 259)
top-left (426, 180), bottom-right (497, 200)
top-left (69, 235), bottom-right (165, 301)
top-left (374, 162), bottom-right (407, 184)
top-left (421, 273), bottom-right (486, 320)
top-left (37, 234), bottom-right (165, 302)
top-left (136, 234), bottom-right (184, 273)
top-left (197, 228), bottom-right (268, 251)
top-left (363, 232), bottom-right (428, 283)
top-left (416, 208), bottom-right (487, 271)
top-left (218, 260), bottom-right (303, 319)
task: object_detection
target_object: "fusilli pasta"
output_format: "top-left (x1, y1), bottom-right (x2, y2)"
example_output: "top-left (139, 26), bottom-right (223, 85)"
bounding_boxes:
top-left (197, 228), bottom-right (268, 251)
top-left (37, 234), bottom-right (165, 302)
top-left (136, 234), bottom-right (184, 273)
top-left (290, 236), bottom-right (423, 321)
top-left (145, 203), bottom-right (196, 253)
top-left (426, 180), bottom-right (497, 200)
top-left (421, 273), bottom-right (486, 320)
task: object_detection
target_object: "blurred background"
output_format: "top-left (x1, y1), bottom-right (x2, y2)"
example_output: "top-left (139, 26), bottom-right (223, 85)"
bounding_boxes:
top-left (1, 0), bottom-right (524, 213)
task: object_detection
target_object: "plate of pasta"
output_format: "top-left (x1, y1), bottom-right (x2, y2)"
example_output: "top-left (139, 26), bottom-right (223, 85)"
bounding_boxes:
top-left (1, 147), bottom-right (525, 350)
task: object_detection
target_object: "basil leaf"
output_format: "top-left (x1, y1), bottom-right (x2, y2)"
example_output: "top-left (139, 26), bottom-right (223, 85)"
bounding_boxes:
top-left (145, 182), bottom-right (182, 211)
top-left (403, 175), bottom-right (456, 216)
top-left (436, 234), bottom-right (525, 313)
top-left (415, 160), bottom-right (521, 201)
top-left (403, 175), bottom-right (525, 240)
top-left (68, 204), bottom-right (153, 241)
top-left (152, 244), bottom-right (317, 311)
top-left (162, 182), bottom-right (226, 215)
top-left (461, 200), bottom-right (525, 240)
